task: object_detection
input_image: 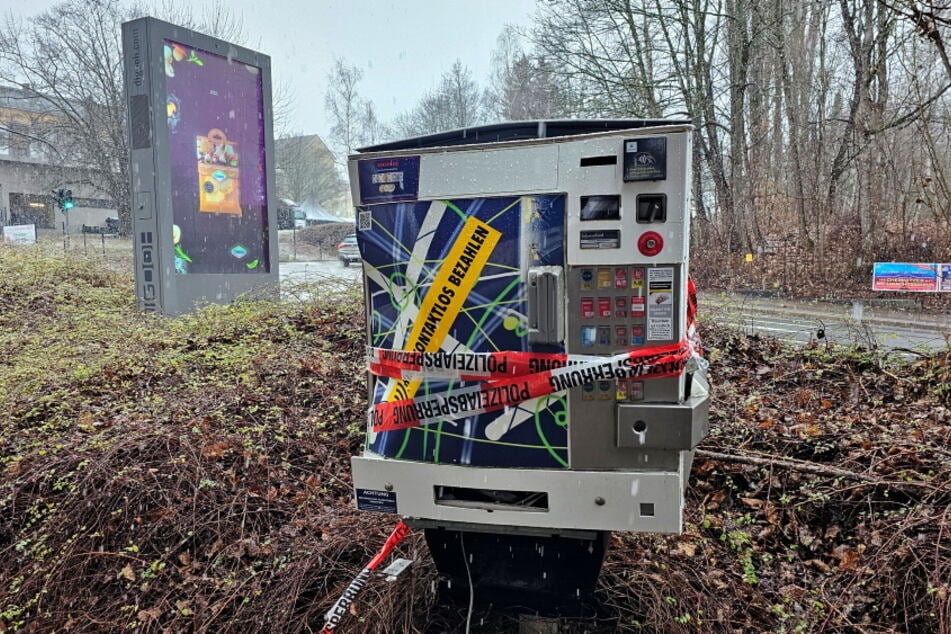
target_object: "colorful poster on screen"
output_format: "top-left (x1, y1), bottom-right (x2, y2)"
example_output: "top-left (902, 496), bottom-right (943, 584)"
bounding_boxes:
top-left (163, 39), bottom-right (269, 274)
top-left (872, 262), bottom-right (938, 292)
top-left (359, 194), bottom-right (568, 469)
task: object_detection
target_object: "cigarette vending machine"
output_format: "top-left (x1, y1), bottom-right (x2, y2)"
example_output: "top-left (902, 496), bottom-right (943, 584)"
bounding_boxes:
top-left (348, 120), bottom-right (709, 603)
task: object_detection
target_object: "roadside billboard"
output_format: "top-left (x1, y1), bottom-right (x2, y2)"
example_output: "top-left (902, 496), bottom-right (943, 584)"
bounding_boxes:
top-left (872, 262), bottom-right (940, 292)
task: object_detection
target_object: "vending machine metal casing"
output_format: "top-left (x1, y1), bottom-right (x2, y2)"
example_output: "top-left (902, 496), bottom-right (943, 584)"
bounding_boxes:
top-left (348, 120), bottom-right (708, 536)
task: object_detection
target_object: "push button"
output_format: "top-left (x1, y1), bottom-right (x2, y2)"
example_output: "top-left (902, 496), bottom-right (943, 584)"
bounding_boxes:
top-left (581, 297), bottom-right (595, 318)
top-left (631, 296), bottom-right (645, 316)
top-left (615, 326), bottom-right (627, 346)
top-left (614, 267), bottom-right (627, 288)
top-left (581, 326), bottom-right (597, 347)
top-left (614, 296), bottom-right (627, 318)
top-left (580, 268), bottom-right (594, 290)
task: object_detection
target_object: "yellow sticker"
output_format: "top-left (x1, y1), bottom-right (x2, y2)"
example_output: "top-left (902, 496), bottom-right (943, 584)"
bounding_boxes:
top-left (387, 216), bottom-right (501, 403)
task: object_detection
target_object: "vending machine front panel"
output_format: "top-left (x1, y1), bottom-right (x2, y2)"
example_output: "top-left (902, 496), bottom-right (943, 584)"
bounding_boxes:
top-left (359, 194), bottom-right (569, 468)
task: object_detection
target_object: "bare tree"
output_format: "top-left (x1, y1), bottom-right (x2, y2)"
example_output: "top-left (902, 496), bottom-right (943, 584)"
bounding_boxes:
top-left (392, 59), bottom-right (487, 138)
top-left (274, 133), bottom-right (345, 208)
top-left (526, 0), bottom-right (951, 269)
top-left (486, 26), bottom-right (572, 120)
top-left (883, 0), bottom-right (951, 81)
top-left (360, 101), bottom-right (389, 147)
top-left (324, 59), bottom-right (366, 159)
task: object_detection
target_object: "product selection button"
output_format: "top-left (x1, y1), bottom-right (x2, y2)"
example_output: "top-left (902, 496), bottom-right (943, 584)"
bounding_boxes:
top-left (616, 380), bottom-right (629, 401)
top-left (614, 296), bottom-right (628, 318)
top-left (582, 381), bottom-right (596, 401)
top-left (581, 326), bottom-right (597, 347)
top-left (580, 268), bottom-right (594, 290)
top-left (581, 297), bottom-right (595, 318)
top-left (631, 296), bottom-right (646, 315)
top-left (629, 381), bottom-right (645, 401)
top-left (614, 267), bottom-right (628, 288)
top-left (615, 326), bottom-right (627, 346)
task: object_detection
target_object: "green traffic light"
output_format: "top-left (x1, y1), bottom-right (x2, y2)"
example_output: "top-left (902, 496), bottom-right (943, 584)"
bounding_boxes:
top-left (63, 200), bottom-right (74, 210)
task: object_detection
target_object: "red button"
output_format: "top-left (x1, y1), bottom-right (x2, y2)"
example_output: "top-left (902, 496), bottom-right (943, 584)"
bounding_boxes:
top-left (638, 231), bottom-right (664, 256)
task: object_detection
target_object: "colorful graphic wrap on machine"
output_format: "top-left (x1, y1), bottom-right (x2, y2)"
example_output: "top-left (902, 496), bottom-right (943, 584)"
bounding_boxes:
top-left (164, 39), bottom-right (269, 274)
top-left (360, 195), bottom-right (567, 469)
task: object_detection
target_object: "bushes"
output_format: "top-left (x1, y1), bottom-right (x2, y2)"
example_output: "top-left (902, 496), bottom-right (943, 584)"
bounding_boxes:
top-left (1, 246), bottom-right (949, 632)
top-left (296, 222), bottom-right (356, 254)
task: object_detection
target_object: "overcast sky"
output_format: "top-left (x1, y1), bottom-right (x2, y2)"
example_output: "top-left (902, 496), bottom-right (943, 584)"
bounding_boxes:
top-left (5, 0), bottom-right (538, 140)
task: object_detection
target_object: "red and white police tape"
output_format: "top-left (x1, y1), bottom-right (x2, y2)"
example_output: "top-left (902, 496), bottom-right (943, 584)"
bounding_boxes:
top-left (368, 339), bottom-right (699, 433)
top-left (320, 521), bottom-right (412, 633)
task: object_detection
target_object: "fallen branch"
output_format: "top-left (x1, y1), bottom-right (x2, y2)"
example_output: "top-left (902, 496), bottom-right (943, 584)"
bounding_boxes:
top-left (695, 448), bottom-right (941, 490)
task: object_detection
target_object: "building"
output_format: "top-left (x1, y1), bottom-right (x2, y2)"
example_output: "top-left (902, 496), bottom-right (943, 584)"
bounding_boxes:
top-left (0, 85), bottom-right (115, 232)
top-left (273, 133), bottom-right (350, 218)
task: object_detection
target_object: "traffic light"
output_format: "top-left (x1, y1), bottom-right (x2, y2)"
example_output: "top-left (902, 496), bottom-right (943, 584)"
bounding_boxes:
top-left (51, 188), bottom-right (75, 212)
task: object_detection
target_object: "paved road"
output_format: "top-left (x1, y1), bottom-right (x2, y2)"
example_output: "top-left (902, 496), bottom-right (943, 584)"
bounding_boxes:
top-left (700, 293), bottom-right (949, 353)
top-left (279, 259), bottom-right (361, 301)
top-left (280, 259), bottom-right (361, 284)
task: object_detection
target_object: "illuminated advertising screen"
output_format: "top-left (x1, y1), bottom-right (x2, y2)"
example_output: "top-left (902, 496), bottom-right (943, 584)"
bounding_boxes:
top-left (871, 262), bottom-right (938, 292)
top-left (163, 39), bottom-right (269, 274)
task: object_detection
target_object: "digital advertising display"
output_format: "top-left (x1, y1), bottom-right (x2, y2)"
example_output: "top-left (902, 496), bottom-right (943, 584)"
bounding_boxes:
top-left (871, 262), bottom-right (938, 292)
top-left (123, 17), bottom-right (278, 315)
top-left (164, 39), bottom-right (269, 274)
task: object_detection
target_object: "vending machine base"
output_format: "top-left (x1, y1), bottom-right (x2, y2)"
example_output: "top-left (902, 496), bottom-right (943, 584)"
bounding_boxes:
top-left (413, 519), bottom-right (608, 610)
top-left (352, 454), bottom-right (692, 534)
